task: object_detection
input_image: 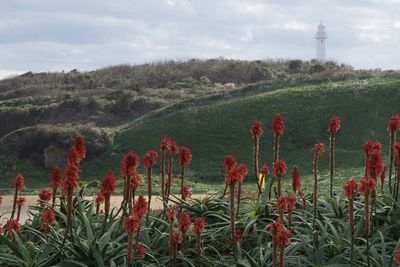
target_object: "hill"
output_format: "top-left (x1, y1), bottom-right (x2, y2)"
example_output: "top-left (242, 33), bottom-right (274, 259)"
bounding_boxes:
top-left (0, 58), bottom-right (399, 189)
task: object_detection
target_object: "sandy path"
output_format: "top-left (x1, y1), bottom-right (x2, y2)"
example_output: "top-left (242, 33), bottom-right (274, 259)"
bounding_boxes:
top-left (0, 194), bottom-right (210, 224)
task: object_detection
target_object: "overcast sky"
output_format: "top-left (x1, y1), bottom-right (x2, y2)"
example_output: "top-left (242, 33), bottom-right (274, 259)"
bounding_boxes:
top-left (1, 0), bottom-right (400, 79)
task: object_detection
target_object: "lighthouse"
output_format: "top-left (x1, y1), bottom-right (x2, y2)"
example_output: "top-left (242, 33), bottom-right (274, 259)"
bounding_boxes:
top-left (315, 20), bottom-right (327, 62)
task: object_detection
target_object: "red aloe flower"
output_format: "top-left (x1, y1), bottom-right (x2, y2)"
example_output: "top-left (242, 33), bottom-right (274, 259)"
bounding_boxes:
top-left (272, 113), bottom-right (285, 136)
top-left (16, 196), bottom-right (26, 221)
top-left (313, 143), bottom-right (326, 157)
top-left (251, 121), bottom-right (264, 138)
top-left (181, 185), bottom-right (192, 199)
top-left (17, 197), bottom-right (26, 207)
top-left (267, 219), bottom-right (283, 267)
top-left (67, 146), bottom-right (81, 166)
top-left (292, 166), bottom-right (301, 194)
top-left (167, 207), bottom-right (177, 223)
top-left (277, 196), bottom-right (287, 221)
top-left (142, 150), bottom-right (158, 169)
top-left (124, 215), bottom-right (141, 233)
top-left (13, 174), bottom-right (25, 191)
top-left (62, 163), bottom-right (79, 195)
top-left (121, 151), bottom-right (139, 179)
top-left (286, 195), bottom-right (296, 228)
top-left (193, 217), bottom-right (206, 235)
top-left (95, 192), bottom-right (104, 214)
top-left (131, 172), bottom-right (141, 203)
top-left (274, 160), bottom-right (287, 197)
top-left (327, 115), bottom-right (341, 134)
top-left (364, 140), bottom-right (374, 159)
top-left (38, 189), bottom-right (52, 202)
top-left (387, 114), bottom-right (400, 133)
top-left (394, 248), bottom-right (400, 265)
top-left (178, 147), bottom-right (192, 167)
top-left (359, 176), bottom-right (376, 195)
top-left (7, 219), bottom-right (20, 233)
top-left (178, 211), bottom-right (191, 237)
top-left (50, 165), bottom-right (62, 188)
top-left (261, 165), bottom-right (270, 175)
top-left (178, 147), bottom-right (192, 200)
top-left (168, 139), bottom-right (179, 156)
top-left (234, 229), bottom-right (243, 243)
top-left (275, 227), bottom-right (291, 247)
top-left (359, 176), bottom-right (376, 266)
top-left (169, 228), bottom-right (183, 246)
top-left (367, 145), bottom-right (384, 178)
top-left (50, 165), bottom-right (62, 206)
top-left (100, 170), bottom-right (117, 196)
top-left (225, 164), bottom-right (248, 185)
top-left (42, 209), bottom-right (56, 229)
top-left (223, 155), bottom-right (237, 171)
top-left (160, 136), bottom-right (172, 152)
top-left (169, 228), bottom-right (183, 266)
top-left (193, 217), bottom-right (206, 255)
top-left (100, 170), bottom-right (117, 225)
top-left (73, 136), bottom-right (86, 161)
top-left (136, 243), bottom-right (145, 259)
top-left (165, 139), bottom-right (178, 204)
top-left (132, 195), bottom-right (148, 219)
top-left (344, 179), bottom-right (358, 199)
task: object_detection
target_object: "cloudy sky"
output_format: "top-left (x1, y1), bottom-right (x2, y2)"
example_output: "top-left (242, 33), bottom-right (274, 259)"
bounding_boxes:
top-left (1, 0), bottom-right (400, 79)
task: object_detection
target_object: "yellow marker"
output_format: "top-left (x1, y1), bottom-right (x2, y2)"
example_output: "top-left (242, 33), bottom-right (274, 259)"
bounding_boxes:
top-left (258, 173), bottom-right (266, 190)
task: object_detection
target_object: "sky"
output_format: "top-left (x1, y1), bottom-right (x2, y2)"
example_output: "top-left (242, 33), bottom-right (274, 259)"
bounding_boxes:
top-left (1, 0), bottom-right (400, 79)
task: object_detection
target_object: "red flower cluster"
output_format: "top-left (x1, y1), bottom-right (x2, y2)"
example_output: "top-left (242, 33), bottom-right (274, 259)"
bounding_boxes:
top-left (181, 185), bottom-right (192, 199)
top-left (273, 160), bottom-right (287, 177)
top-left (132, 195), bottom-right (148, 218)
top-left (100, 170), bottom-right (117, 196)
top-left (169, 229), bottom-right (183, 246)
top-left (136, 244), bottom-right (145, 259)
top-left (260, 164), bottom-right (269, 176)
top-left (178, 211), bottom-right (191, 234)
top-left (178, 147), bottom-right (192, 167)
top-left (17, 197), bottom-right (26, 207)
top-left (50, 165), bottom-right (62, 189)
top-left (292, 166), bottom-right (301, 193)
top-left (395, 143), bottom-right (400, 158)
top-left (272, 113), bottom-right (285, 136)
top-left (235, 229), bottom-right (243, 243)
top-left (131, 173), bottom-right (141, 191)
top-left (67, 146), bottom-right (80, 166)
top-left (160, 136), bottom-right (172, 151)
top-left (124, 215), bottom-right (141, 233)
top-left (42, 209), bottom-right (56, 228)
top-left (73, 136), bottom-right (86, 161)
top-left (95, 192), bottom-right (105, 206)
top-left (313, 143), bottom-right (325, 157)
top-left (168, 139), bottom-right (179, 156)
top-left (13, 174), bottom-right (25, 191)
top-left (275, 228), bottom-right (291, 247)
top-left (62, 163), bottom-right (80, 195)
top-left (250, 121), bottom-right (264, 138)
top-left (121, 151), bottom-right (139, 178)
top-left (277, 196), bottom-right (287, 213)
top-left (193, 217), bottom-right (206, 235)
top-left (387, 114), bottom-right (400, 133)
top-left (327, 115), bottom-right (341, 135)
top-left (223, 155), bottom-right (237, 171)
top-left (7, 219), bottom-right (20, 233)
top-left (267, 218), bottom-right (283, 237)
top-left (286, 195), bottom-right (296, 210)
top-left (167, 207), bottom-right (177, 222)
top-left (38, 189), bottom-right (52, 202)
top-left (142, 150), bottom-right (158, 169)
top-left (394, 248), bottom-right (400, 265)
top-left (224, 164), bottom-right (248, 185)
top-left (343, 179), bottom-right (358, 199)
top-left (367, 144), bottom-right (384, 178)
top-left (359, 176), bottom-right (376, 195)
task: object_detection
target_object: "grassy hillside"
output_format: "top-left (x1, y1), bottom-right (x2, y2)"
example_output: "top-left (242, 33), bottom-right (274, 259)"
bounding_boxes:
top-left (78, 78), bottom-right (400, 185)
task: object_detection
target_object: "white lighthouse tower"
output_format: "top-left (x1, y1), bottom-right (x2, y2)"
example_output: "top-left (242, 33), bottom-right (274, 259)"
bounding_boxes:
top-left (315, 20), bottom-right (327, 62)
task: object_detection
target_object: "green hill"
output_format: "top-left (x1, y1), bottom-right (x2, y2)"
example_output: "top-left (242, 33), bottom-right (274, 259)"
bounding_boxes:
top-left (1, 59), bottom-right (400, 190)
top-left (82, 78), bottom-right (400, 184)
